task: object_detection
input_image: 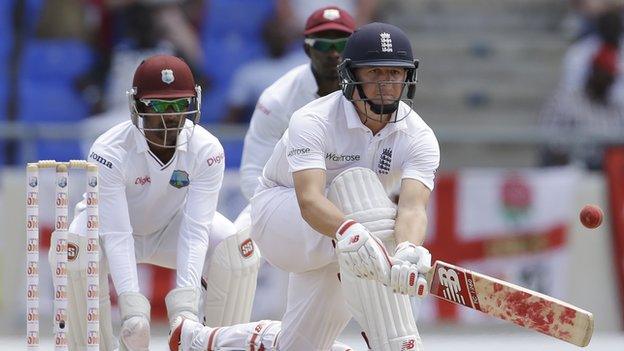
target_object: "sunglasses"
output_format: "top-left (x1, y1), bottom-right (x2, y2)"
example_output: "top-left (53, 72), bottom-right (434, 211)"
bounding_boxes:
top-left (304, 37), bottom-right (348, 53)
top-left (140, 98), bottom-right (191, 113)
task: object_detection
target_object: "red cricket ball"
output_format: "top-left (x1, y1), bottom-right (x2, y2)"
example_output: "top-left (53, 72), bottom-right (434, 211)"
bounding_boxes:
top-left (580, 204), bottom-right (603, 229)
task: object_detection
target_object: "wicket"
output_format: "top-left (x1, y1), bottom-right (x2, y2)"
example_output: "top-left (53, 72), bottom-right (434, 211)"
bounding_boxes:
top-left (26, 160), bottom-right (100, 351)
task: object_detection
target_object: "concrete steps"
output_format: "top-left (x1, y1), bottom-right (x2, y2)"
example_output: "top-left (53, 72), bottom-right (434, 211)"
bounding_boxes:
top-left (380, 0), bottom-right (570, 167)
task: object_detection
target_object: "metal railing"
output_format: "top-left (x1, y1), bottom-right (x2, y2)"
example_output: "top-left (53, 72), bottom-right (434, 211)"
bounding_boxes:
top-left (2, 121), bottom-right (624, 162)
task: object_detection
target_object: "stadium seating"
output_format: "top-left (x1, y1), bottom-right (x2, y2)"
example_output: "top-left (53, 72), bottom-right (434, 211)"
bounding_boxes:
top-left (20, 40), bottom-right (94, 82)
top-left (0, 81), bottom-right (6, 166)
top-left (0, 0), bottom-right (12, 165)
top-left (219, 138), bottom-right (245, 169)
top-left (200, 0), bottom-right (273, 122)
top-left (17, 39), bottom-right (94, 162)
top-left (22, 0), bottom-right (45, 36)
top-left (0, 0), bottom-right (14, 65)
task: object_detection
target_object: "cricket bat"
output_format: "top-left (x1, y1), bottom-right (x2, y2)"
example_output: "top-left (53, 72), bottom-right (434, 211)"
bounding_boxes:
top-left (425, 261), bottom-right (594, 347)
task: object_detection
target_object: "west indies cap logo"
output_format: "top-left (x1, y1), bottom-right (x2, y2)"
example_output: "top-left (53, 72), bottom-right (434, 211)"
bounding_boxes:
top-left (161, 69), bottom-right (175, 84)
top-left (57, 176), bottom-right (68, 188)
top-left (169, 170), bottom-right (190, 189)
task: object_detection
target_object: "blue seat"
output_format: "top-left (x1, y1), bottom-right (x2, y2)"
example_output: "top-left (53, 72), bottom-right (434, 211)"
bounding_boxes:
top-left (202, 0), bottom-right (274, 39)
top-left (20, 40), bottom-right (94, 82)
top-left (34, 139), bottom-right (83, 162)
top-left (22, 0), bottom-right (45, 36)
top-left (200, 0), bottom-right (272, 90)
top-left (19, 81), bottom-right (89, 122)
top-left (202, 38), bottom-right (265, 84)
top-left (0, 76), bottom-right (7, 120)
top-left (200, 84), bottom-right (229, 123)
top-left (220, 138), bottom-right (244, 169)
top-left (0, 0), bottom-right (14, 63)
top-left (0, 80), bottom-right (6, 166)
top-left (16, 80), bottom-right (86, 162)
top-left (17, 139), bottom-right (84, 164)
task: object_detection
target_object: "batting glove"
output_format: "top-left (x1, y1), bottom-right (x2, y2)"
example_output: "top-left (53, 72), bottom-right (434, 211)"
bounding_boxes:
top-left (390, 242), bottom-right (431, 297)
top-left (336, 219), bottom-right (392, 285)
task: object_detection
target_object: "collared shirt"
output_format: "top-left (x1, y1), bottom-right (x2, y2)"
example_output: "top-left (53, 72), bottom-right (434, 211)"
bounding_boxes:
top-left (260, 91), bottom-right (440, 193)
top-left (69, 120), bottom-right (225, 294)
top-left (239, 63), bottom-right (319, 199)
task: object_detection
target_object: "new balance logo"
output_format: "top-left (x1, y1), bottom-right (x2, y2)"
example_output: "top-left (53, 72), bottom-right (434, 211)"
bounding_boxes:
top-left (438, 267), bottom-right (466, 305)
top-left (380, 32), bottom-right (393, 52)
top-left (402, 339), bottom-right (416, 350)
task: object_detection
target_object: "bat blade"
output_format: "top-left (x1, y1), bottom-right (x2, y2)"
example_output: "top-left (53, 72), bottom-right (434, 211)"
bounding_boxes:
top-left (426, 261), bottom-right (594, 347)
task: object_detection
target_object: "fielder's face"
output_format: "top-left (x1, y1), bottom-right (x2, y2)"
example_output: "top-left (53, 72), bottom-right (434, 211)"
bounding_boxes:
top-left (306, 30), bottom-right (351, 79)
top-left (354, 67), bottom-right (408, 106)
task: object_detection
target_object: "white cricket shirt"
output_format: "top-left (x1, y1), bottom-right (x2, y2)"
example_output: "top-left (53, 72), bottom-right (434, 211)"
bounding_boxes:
top-left (239, 63), bottom-right (318, 199)
top-left (259, 91), bottom-right (440, 193)
top-left (69, 120), bottom-right (225, 294)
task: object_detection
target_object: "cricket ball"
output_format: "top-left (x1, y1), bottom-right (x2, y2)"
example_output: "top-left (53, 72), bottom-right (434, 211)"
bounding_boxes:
top-left (580, 204), bottom-right (603, 229)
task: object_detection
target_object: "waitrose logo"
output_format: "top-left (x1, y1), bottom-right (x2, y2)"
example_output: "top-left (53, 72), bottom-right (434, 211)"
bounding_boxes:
top-left (325, 153), bottom-right (360, 162)
top-left (288, 148), bottom-right (311, 157)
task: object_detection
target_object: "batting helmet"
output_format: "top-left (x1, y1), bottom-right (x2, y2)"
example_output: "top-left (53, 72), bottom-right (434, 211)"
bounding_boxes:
top-left (338, 22), bottom-right (418, 120)
top-left (127, 55), bottom-right (202, 148)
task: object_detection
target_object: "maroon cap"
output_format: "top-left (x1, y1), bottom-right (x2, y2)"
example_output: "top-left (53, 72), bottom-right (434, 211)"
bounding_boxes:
top-left (132, 55), bottom-right (196, 99)
top-left (304, 6), bottom-right (355, 36)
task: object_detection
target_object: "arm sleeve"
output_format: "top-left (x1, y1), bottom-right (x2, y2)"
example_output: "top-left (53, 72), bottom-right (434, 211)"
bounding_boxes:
top-left (89, 148), bottom-right (140, 294)
top-left (401, 129), bottom-right (440, 191)
top-left (286, 111), bottom-right (327, 172)
top-left (240, 94), bottom-right (289, 199)
top-left (176, 143), bottom-right (225, 288)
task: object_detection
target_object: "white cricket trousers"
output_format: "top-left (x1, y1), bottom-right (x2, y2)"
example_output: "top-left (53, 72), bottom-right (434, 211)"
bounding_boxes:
top-left (250, 186), bottom-right (352, 351)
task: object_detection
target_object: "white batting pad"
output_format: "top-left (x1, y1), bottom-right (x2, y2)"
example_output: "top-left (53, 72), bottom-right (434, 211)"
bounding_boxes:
top-left (49, 232), bottom-right (116, 350)
top-left (203, 226), bottom-right (260, 326)
top-left (118, 292), bottom-right (151, 351)
top-left (328, 167), bottom-right (423, 351)
top-left (341, 267), bottom-right (422, 351)
top-left (166, 286), bottom-right (201, 330)
top-left (327, 167), bottom-right (397, 244)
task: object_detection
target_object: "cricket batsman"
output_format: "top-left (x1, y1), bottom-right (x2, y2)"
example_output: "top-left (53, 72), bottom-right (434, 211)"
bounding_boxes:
top-left (169, 22), bottom-right (439, 351)
top-left (50, 55), bottom-right (260, 350)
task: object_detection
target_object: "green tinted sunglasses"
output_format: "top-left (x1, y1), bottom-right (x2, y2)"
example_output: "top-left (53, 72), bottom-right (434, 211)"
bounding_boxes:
top-left (140, 98), bottom-right (191, 113)
top-left (304, 38), bottom-right (348, 53)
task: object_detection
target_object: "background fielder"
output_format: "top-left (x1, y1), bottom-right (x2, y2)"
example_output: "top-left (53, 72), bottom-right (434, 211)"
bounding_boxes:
top-left (234, 6), bottom-right (356, 320)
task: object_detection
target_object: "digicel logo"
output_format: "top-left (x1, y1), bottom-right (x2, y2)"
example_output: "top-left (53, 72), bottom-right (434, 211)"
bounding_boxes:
top-left (208, 153), bottom-right (225, 166)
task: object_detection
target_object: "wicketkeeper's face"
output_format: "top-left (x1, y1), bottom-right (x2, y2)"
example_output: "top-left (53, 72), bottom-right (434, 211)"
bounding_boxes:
top-left (138, 98), bottom-right (191, 147)
top-left (354, 67), bottom-right (408, 105)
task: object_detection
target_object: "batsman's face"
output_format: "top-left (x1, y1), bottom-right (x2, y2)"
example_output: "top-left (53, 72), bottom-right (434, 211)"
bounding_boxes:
top-left (355, 67), bottom-right (408, 105)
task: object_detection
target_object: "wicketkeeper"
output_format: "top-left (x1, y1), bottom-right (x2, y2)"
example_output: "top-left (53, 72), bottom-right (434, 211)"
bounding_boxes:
top-left (51, 55), bottom-right (260, 350)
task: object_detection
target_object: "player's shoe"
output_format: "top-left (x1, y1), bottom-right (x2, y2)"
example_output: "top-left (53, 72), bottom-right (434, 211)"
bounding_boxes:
top-left (169, 318), bottom-right (213, 351)
top-left (168, 318), bottom-right (184, 351)
top-left (331, 340), bottom-right (354, 351)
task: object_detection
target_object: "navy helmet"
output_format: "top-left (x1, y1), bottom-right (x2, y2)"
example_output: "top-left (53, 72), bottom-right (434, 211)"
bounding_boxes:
top-left (338, 22), bottom-right (418, 120)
